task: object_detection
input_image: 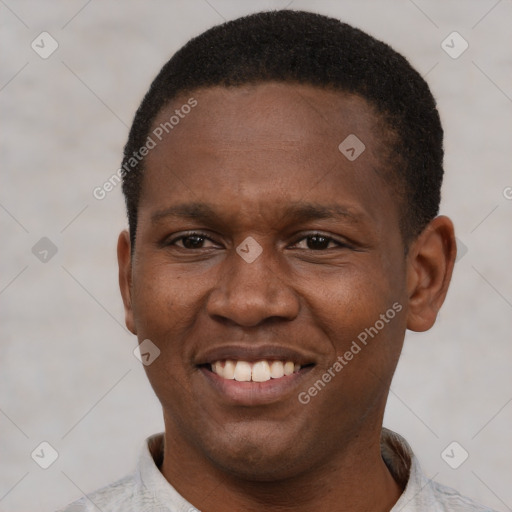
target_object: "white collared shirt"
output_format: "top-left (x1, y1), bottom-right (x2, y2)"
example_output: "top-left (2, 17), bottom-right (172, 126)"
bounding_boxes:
top-left (58, 429), bottom-right (497, 512)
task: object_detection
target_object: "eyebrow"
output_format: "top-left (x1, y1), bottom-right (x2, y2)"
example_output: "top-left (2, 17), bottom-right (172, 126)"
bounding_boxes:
top-left (151, 201), bottom-right (368, 226)
top-left (151, 203), bottom-right (217, 224)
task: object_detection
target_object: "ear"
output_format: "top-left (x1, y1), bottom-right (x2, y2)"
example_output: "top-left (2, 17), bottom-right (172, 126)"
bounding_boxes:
top-left (117, 230), bottom-right (137, 335)
top-left (405, 215), bottom-right (457, 332)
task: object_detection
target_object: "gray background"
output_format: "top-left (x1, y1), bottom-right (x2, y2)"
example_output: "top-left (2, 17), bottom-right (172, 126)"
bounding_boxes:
top-left (1, 1), bottom-right (511, 511)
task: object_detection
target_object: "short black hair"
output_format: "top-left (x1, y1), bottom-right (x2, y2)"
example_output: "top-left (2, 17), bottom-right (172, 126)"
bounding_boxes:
top-left (121, 9), bottom-right (443, 247)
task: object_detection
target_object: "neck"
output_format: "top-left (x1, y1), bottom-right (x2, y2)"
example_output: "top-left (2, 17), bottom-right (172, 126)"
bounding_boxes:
top-left (159, 424), bottom-right (403, 512)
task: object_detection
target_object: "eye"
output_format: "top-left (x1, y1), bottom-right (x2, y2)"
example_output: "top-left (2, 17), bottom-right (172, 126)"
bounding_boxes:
top-left (168, 232), bottom-right (218, 249)
top-left (293, 234), bottom-right (347, 250)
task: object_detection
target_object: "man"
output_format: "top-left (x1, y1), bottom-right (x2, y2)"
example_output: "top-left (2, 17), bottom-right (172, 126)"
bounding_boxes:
top-left (59, 9), bottom-right (496, 512)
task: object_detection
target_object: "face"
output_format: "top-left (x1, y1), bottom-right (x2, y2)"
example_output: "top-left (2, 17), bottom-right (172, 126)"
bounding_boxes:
top-left (118, 83), bottom-right (444, 481)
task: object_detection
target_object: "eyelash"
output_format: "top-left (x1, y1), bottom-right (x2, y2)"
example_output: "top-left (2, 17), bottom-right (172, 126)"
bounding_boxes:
top-left (166, 231), bottom-right (351, 251)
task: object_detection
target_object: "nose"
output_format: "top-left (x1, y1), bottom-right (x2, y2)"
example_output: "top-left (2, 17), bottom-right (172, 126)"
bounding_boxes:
top-left (206, 245), bottom-right (300, 327)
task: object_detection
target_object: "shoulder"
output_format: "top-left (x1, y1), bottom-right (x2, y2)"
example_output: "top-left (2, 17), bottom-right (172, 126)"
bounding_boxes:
top-left (393, 472), bottom-right (499, 512)
top-left (56, 433), bottom-right (172, 512)
top-left (382, 429), bottom-right (498, 512)
top-left (427, 479), bottom-right (499, 512)
top-left (56, 473), bottom-right (143, 512)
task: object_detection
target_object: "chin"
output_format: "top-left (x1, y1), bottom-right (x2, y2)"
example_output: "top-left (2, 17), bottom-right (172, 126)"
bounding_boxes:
top-left (200, 425), bottom-right (313, 482)
top-left (216, 452), bottom-right (304, 482)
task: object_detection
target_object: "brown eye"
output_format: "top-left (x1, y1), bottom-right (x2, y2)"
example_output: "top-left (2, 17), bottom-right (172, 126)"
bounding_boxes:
top-left (167, 232), bottom-right (218, 249)
top-left (306, 235), bottom-right (331, 250)
top-left (294, 234), bottom-right (340, 250)
top-left (180, 235), bottom-right (206, 249)
top-left (291, 232), bottom-right (353, 251)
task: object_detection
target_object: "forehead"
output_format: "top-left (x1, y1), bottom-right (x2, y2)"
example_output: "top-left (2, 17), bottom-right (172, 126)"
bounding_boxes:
top-left (139, 83), bottom-right (398, 234)
top-left (155, 83), bottom-right (384, 147)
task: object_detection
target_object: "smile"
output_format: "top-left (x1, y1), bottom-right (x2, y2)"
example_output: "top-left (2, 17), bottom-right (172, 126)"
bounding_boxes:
top-left (196, 345), bottom-right (316, 404)
top-left (210, 359), bottom-right (302, 382)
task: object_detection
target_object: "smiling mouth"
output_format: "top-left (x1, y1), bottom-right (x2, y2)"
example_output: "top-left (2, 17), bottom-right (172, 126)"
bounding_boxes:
top-left (205, 359), bottom-right (313, 382)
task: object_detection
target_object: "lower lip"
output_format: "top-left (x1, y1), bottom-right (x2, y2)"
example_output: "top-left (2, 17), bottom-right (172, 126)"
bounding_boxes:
top-left (199, 366), bottom-right (313, 405)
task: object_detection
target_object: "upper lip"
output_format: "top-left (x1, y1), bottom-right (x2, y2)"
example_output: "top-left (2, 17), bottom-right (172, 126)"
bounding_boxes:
top-left (195, 345), bottom-right (316, 366)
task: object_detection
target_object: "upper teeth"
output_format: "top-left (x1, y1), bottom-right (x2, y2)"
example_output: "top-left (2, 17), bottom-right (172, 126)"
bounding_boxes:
top-left (211, 360), bottom-right (301, 382)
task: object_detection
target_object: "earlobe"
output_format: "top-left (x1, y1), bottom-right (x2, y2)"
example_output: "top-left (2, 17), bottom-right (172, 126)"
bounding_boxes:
top-left (117, 230), bottom-right (137, 335)
top-left (405, 216), bottom-right (456, 332)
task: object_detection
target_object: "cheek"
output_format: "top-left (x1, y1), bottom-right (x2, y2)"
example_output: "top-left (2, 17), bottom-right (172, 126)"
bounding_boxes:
top-left (131, 260), bottom-right (200, 336)
top-left (303, 260), bottom-right (407, 396)
top-left (305, 278), bottom-right (405, 419)
top-left (308, 264), bottom-right (401, 337)
top-left (131, 264), bottom-right (204, 412)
